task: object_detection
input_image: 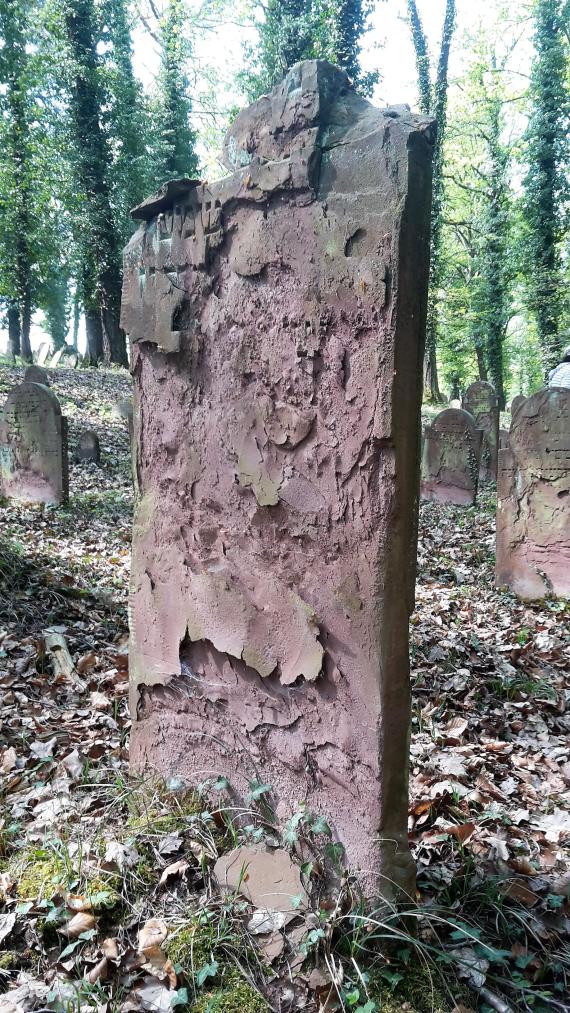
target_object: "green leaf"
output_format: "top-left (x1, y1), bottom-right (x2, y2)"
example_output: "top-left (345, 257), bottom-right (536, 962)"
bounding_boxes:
top-left (246, 781), bottom-right (272, 802)
top-left (310, 815), bottom-right (332, 836)
top-left (196, 960), bottom-right (219, 987)
top-left (355, 1003), bottom-right (377, 1013)
top-left (171, 988), bottom-right (189, 1007)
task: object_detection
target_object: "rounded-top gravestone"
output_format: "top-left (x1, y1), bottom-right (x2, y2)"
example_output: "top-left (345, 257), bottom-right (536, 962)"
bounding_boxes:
top-left (75, 430), bottom-right (100, 464)
top-left (24, 364), bottom-right (50, 386)
top-left (462, 381), bottom-right (499, 483)
top-left (421, 407), bottom-right (483, 505)
top-left (0, 382), bottom-right (68, 505)
top-left (496, 388), bottom-right (570, 600)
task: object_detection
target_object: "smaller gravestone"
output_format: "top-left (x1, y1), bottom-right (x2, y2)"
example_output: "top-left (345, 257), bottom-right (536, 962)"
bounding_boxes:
top-left (496, 388), bottom-right (570, 600)
top-left (421, 408), bottom-right (483, 505)
top-left (449, 398), bottom-right (461, 409)
top-left (0, 382), bottom-right (68, 505)
top-left (75, 430), bottom-right (100, 464)
top-left (37, 343), bottom-right (50, 366)
top-left (499, 428), bottom-right (509, 450)
top-left (511, 394), bottom-right (525, 417)
top-left (24, 365), bottom-right (49, 386)
top-left (462, 381), bottom-right (499, 483)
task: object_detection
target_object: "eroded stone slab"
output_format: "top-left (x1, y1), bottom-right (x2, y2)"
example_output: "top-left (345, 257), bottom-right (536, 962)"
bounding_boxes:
top-left (421, 408), bottom-right (483, 505)
top-left (75, 430), bottom-right (100, 464)
top-left (122, 60), bottom-right (435, 899)
top-left (496, 388), bottom-right (570, 600)
top-left (24, 365), bottom-right (50, 386)
top-left (0, 382), bottom-right (68, 505)
top-left (462, 381), bottom-right (499, 483)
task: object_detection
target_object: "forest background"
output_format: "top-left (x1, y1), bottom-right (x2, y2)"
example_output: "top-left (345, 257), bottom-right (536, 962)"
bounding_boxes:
top-left (0, 0), bottom-right (568, 406)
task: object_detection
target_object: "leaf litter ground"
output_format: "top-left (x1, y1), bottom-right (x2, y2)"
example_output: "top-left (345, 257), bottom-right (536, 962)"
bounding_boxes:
top-left (0, 366), bottom-right (568, 1013)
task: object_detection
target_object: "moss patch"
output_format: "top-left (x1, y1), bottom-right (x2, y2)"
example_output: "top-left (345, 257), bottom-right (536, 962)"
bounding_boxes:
top-left (192, 969), bottom-right (269, 1013)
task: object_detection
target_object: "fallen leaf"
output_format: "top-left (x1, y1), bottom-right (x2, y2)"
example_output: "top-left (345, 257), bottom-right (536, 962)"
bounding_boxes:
top-left (60, 911), bottom-right (97, 937)
top-left (1, 746), bottom-right (17, 773)
top-left (0, 912), bottom-right (16, 945)
top-left (158, 859), bottom-right (189, 886)
top-left (138, 918), bottom-right (168, 953)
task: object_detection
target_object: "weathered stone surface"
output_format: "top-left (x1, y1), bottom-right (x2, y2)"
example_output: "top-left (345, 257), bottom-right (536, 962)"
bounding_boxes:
top-left (0, 382), bottom-right (68, 505)
top-left (421, 408), bottom-right (483, 505)
top-left (24, 365), bottom-right (49, 386)
top-left (75, 430), bottom-right (100, 464)
top-left (496, 388), bottom-right (570, 600)
top-left (499, 428), bottom-right (509, 450)
top-left (462, 381), bottom-right (499, 483)
top-left (122, 60), bottom-right (434, 899)
top-left (214, 845), bottom-right (308, 918)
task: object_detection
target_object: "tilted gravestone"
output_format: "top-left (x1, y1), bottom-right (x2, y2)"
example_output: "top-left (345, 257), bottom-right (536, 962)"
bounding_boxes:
top-left (496, 388), bottom-right (570, 600)
top-left (462, 381), bottom-right (499, 483)
top-left (0, 382), bottom-right (68, 505)
top-left (75, 430), bottom-right (100, 464)
top-left (421, 408), bottom-right (483, 505)
top-left (37, 343), bottom-right (50, 366)
top-left (24, 364), bottom-right (50, 386)
top-left (122, 61), bottom-right (435, 899)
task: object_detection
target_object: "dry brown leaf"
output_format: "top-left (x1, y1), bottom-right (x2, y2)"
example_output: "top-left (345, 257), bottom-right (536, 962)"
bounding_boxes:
top-left (76, 651), bottom-right (97, 674)
top-left (60, 912), bottom-right (97, 937)
top-left (445, 822), bottom-right (476, 845)
top-left (86, 956), bottom-right (108, 984)
top-left (500, 880), bottom-right (540, 907)
top-left (1, 747), bottom-right (17, 773)
top-left (138, 918), bottom-right (168, 953)
top-left (101, 937), bottom-right (119, 960)
top-left (66, 894), bottom-right (93, 912)
top-left (158, 859), bottom-right (189, 886)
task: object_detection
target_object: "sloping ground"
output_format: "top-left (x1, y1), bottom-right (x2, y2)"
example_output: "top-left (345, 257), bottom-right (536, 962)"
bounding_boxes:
top-left (0, 367), bottom-right (568, 1012)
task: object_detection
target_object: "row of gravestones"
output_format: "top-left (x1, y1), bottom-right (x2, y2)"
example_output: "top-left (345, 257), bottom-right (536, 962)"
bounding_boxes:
top-left (421, 381), bottom-right (570, 601)
top-left (0, 373), bottom-right (103, 506)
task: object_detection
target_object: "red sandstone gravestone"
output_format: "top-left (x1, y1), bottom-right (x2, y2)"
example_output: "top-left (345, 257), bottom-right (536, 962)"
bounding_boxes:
top-left (496, 388), bottom-right (570, 600)
top-left (421, 408), bottom-right (483, 505)
top-left (0, 382), bottom-right (68, 505)
top-left (122, 61), bottom-right (435, 898)
top-left (462, 381), bottom-right (499, 483)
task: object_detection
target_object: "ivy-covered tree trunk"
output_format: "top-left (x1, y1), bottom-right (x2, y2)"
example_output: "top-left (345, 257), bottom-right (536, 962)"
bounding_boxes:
top-left (7, 300), bottom-right (21, 358)
top-left (85, 307), bottom-right (104, 365)
top-left (407, 0), bottom-right (456, 403)
top-left (62, 0), bottom-right (128, 367)
top-left (480, 100), bottom-right (509, 409)
top-left (523, 0), bottom-right (569, 370)
top-left (244, 0), bottom-right (375, 100)
top-left (0, 0), bottom-right (36, 363)
top-left (154, 0), bottom-right (198, 186)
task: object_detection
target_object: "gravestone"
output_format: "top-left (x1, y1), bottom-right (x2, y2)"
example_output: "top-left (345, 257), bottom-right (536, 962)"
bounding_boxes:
top-left (496, 388), bottom-right (570, 600)
top-left (511, 394), bottom-right (525, 417)
top-left (449, 398), bottom-right (461, 409)
top-left (421, 408), bottom-right (483, 505)
top-left (462, 381), bottom-right (499, 483)
top-left (37, 343), bottom-right (50, 366)
top-left (122, 61), bottom-right (435, 899)
top-left (0, 382), bottom-right (68, 505)
top-left (499, 428), bottom-right (509, 450)
top-left (24, 365), bottom-right (50, 386)
top-left (75, 430), bottom-right (100, 464)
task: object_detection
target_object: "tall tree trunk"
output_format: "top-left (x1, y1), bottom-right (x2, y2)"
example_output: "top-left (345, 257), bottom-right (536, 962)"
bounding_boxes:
top-left (71, 288), bottom-right (80, 349)
top-left (7, 301), bottom-right (21, 359)
top-left (475, 342), bottom-right (488, 381)
top-left (406, 0), bottom-right (456, 404)
top-left (20, 295), bottom-right (33, 362)
top-left (85, 307), bottom-right (104, 365)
